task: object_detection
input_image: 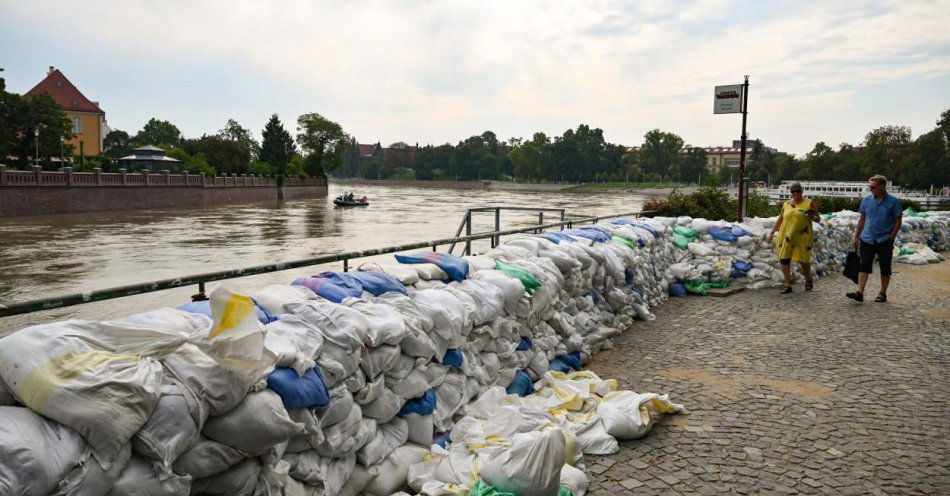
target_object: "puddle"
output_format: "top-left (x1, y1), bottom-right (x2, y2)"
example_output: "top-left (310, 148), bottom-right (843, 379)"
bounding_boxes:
top-left (658, 367), bottom-right (832, 400)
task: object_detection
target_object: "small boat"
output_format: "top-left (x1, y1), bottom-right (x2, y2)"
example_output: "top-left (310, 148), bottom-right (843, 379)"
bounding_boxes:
top-left (334, 195), bottom-right (369, 207)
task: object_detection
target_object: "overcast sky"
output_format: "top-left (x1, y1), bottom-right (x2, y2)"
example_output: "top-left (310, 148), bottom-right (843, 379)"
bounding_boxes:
top-left (2, 0), bottom-right (949, 155)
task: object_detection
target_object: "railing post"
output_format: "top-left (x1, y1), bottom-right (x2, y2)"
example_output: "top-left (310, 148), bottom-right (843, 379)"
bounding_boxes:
top-left (465, 210), bottom-right (472, 256)
top-left (119, 168), bottom-right (127, 185)
top-left (560, 210), bottom-right (565, 230)
top-left (142, 169), bottom-right (150, 186)
top-left (161, 169), bottom-right (170, 185)
top-left (493, 208), bottom-right (500, 248)
top-left (537, 212), bottom-right (544, 234)
top-left (93, 167), bottom-right (102, 185)
top-left (183, 170), bottom-right (189, 185)
top-left (191, 281), bottom-right (208, 302)
top-left (33, 165), bottom-right (42, 185)
top-left (241, 174), bottom-right (247, 186)
top-left (0, 164), bottom-right (6, 186)
top-left (63, 166), bottom-right (73, 186)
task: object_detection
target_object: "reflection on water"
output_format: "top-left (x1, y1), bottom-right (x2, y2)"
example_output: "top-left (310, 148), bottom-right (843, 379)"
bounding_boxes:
top-left (0, 183), bottom-right (645, 331)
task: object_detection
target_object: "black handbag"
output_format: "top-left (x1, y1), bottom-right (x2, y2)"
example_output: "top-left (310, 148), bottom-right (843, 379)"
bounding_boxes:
top-left (843, 250), bottom-right (860, 283)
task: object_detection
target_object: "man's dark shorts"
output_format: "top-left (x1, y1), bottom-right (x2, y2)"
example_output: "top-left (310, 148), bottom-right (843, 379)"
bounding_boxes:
top-left (859, 239), bottom-right (893, 276)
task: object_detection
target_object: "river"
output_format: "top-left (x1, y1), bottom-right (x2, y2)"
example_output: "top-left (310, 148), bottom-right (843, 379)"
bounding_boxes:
top-left (0, 183), bottom-right (647, 332)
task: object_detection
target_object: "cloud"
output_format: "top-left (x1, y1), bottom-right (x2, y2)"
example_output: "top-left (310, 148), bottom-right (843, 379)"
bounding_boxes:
top-left (2, 0), bottom-right (948, 153)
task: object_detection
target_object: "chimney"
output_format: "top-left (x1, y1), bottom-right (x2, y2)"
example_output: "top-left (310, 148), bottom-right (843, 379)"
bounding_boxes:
top-left (48, 66), bottom-right (54, 75)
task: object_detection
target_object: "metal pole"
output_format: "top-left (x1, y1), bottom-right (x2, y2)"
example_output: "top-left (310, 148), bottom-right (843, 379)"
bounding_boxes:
top-left (737, 75), bottom-right (750, 221)
top-left (493, 208), bottom-right (500, 248)
top-left (537, 212), bottom-right (544, 233)
top-left (464, 210), bottom-right (472, 255)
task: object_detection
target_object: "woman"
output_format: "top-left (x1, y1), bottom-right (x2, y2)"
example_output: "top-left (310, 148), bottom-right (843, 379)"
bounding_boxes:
top-left (767, 182), bottom-right (820, 293)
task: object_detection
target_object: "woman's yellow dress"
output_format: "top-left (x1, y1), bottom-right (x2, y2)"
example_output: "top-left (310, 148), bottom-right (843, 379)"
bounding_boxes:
top-left (775, 198), bottom-right (814, 263)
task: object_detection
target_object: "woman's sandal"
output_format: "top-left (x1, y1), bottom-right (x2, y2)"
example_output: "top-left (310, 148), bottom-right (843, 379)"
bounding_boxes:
top-left (874, 293), bottom-right (887, 303)
top-left (780, 286), bottom-right (793, 294)
top-left (805, 280), bottom-right (814, 291)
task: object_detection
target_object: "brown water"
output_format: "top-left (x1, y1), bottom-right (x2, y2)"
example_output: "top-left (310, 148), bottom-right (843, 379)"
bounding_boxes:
top-left (0, 183), bottom-right (646, 332)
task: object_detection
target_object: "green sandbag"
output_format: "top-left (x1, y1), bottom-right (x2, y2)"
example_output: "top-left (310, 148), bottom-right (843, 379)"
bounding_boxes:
top-left (612, 235), bottom-right (636, 250)
top-left (684, 279), bottom-right (710, 295)
top-left (495, 259), bottom-right (542, 294)
top-left (471, 481), bottom-right (574, 496)
top-left (672, 225), bottom-right (700, 239)
top-left (672, 233), bottom-right (690, 250)
top-left (898, 247), bottom-right (915, 256)
top-left (708, 280), bottom-right (729, 289)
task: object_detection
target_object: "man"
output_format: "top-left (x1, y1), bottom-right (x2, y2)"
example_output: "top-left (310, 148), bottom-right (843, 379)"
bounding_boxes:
top-left (846, 175), bottom-right (903, 303)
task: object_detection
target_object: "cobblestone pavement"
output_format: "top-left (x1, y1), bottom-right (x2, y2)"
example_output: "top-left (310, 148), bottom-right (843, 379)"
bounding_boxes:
top-left (586, 262), bottom-right (949, 495)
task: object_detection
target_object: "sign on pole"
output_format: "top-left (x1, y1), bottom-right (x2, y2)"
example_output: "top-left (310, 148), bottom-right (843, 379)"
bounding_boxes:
top-left (714, 84), bottom-right (743, 114)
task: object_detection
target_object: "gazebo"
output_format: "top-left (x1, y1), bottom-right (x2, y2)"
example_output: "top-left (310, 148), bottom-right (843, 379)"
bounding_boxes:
top-left (118, 145), bottom-right (182, 173)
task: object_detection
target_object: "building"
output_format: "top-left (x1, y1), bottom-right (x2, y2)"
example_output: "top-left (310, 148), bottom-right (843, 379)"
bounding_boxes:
top-left (626, 140), bottom-right (776, 177)
top-left (118, 145), bottom-right (182, 173)
top-left (25, 66), bottom-right (107, 157)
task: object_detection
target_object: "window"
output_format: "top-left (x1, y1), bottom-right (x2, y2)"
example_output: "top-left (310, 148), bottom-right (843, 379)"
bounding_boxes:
top-left (72, 117), bottom-right (82, 133)
top-left (71, 99), bottom-right (79, 106)
top-left (725, 158), bottom-right (739, 166)
top-left (56, 81), bottom-right (63, 87)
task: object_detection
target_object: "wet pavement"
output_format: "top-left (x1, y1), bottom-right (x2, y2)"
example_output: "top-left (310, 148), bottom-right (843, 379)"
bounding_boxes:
top-left (587, 262), bottom-right (949, 495)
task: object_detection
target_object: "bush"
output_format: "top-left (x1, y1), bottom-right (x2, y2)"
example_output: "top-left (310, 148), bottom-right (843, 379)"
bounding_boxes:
top-left (249, 159), bottom-right (273, 177)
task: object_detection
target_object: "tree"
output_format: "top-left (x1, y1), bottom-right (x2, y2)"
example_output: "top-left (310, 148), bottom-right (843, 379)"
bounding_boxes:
top-left (180, 135), bottom-right (250, 174)
top-left (260, 114), bottom-right (297, 178)
top-left (680, 147), bottom-right (708, 184)
top-left (639, 129), bottom-right (684, 180)
top-left (166, 147), bottom-right (216, 176)
top-left (509, 132), bottom-right (551, 182)
top-left (103, 129), bottom-right (132, 159)
top-left (219, 118), bottom-right (260, 159)
top-left (862, 125), bottom-right (911, 182)
top-left (903, 128), bottom-right (949, 190)
top-left (296, 113), bottom-right (349, 176)
top-left (9, 92), bottom-right (74, 168)
top-left (134, 118), bottom-right (181, 147)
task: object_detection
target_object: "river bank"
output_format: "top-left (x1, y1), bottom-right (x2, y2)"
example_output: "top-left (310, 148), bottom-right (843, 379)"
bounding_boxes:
top-left (330, 177), bottom-right (695, 196)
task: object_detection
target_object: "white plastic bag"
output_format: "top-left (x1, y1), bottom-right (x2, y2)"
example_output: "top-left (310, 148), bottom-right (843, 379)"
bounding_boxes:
top-left (480, 427), bottom-right (568, 496)
top-left (202, 390), bottom-right (304, 456)
top-left (357, 417), bottom-right (409, 466)
top-left (597, 391), bottom-right (684, 440)
top-left (0, 406), bottom-right (88, 496)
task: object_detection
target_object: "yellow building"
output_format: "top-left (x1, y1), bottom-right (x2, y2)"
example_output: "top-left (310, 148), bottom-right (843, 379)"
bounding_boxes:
top-left (25, 66), bottom-right (106, 157)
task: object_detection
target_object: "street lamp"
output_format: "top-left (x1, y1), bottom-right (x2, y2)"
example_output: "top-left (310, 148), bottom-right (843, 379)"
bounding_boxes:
top-left (34, 128), bottom-right (40, 167)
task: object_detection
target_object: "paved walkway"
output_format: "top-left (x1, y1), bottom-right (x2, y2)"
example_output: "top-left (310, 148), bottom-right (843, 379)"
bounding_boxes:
top-left (587, 261), bottom-right (949, 495)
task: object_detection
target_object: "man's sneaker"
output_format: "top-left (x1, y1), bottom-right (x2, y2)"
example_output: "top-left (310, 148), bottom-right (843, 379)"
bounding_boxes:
top-left (846, 291), bottom-right (863, 302)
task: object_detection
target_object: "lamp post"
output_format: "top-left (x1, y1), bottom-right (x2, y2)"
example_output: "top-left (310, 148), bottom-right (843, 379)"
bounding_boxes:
top-left (34, 128), bottom-right (40, 167)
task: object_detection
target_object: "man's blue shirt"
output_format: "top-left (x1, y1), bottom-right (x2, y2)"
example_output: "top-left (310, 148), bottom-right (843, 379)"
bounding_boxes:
top-left (859, 193), bottom-right (902, 243)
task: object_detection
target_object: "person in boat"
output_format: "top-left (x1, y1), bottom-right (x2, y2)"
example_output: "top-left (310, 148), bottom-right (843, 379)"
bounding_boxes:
top-left (345, 192), bottom-right (354, 202)
top-left (847, 175), bottom-right (902, 303)
top-left (768, 182), bottom-right (820, 294)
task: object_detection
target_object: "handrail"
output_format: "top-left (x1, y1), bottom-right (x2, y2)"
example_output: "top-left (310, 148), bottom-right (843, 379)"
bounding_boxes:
top-left (447, 206), bottom-right (568, 255)
top-left (0, 209), bottom-right (649, 318)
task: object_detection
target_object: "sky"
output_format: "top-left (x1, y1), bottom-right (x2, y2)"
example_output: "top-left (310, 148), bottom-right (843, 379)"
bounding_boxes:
top-left (2, 0), bottom-right (949, 156)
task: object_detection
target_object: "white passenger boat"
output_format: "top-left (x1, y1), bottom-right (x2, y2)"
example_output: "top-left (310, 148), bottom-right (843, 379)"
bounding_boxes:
top-left (757, 181), bottom-right (950, 209)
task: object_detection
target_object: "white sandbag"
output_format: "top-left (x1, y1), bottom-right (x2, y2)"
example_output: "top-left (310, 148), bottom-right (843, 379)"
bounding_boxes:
top-left (462, 255), bottom-right (497, 272)
top-left (456, 279), bottom-right (506, 325)
top-left (361, 387), bottom-right (405, 423)
top-left (286, 300), bottom-right (368, 352)
top-left (357, 417), bottom-right (409, 466)
top-left (410, 289), bottom-right (466, 344)
top-left (0, 317), bottom-right (187, 468)
top-left (316, 404), bottom-right (366, 457)
top-left (0, 406), bottom-right (88, 496)
top-left (404, 413), bottom-right (435, 445)
top-left (480, 427), bottom-right (568, 496)
top-left (251, 284), bottom-right (317, 315)
top-left (572, 416), bottom-right (618, 455)
top-left (337, 464), bottom-right (380, 496)
top-left (54, 443), bottom-right (131, 496)
top-left (343, 299), bottom-right (410, 346)
top-left (354, 374), bottom-right (386, 406)
top-left (286, 408), bottom-right (324, 449)
top-left (107, 456), bottom-right (191, 496)
top-left (560, 463), bottom-right (589, 496)
top-left (357, 262), bottom-right (421, 285)
top-left (132, 378), bottom-right (203, 468)
top-left (163, 343), bottom-right (257, 417)
top-left (202, 390), bottom-right (304, 456)
top-left (362, 443), bottom-right (430, 496)
top-left (597, 391), bottom-right (684, 440)
top-left (413, 263), bottom-right (450, 281)
top-left (282, 452), bottom-right (355, 494)
top-left (263, 315), bottom-right (324, 376)
top-left (361, 344), bottom-right (402, 379)
top-left (190, 458), bottom-right (260, 496)
top-left (425, 362), bottom-right (450, 389)
top-left (387, 364), bottom-right (429, 399)
top-left (433, 374), bottom-right (466, 431)
top-left (172, 437), bottom-right (244, 479)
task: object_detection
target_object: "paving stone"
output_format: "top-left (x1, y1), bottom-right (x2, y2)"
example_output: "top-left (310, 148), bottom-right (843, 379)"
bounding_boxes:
top-left (584, 263), bottom-right (950, 496)
top-left (619, 478), bottom-right (644, 489)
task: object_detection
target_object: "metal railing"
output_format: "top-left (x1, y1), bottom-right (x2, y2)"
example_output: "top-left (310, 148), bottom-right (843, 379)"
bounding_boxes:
top-left (0, 208), bottom-right (649, 318)
top-left (448, 207), bottom-right (568, 255)
top-left (0, 165), bottom-right (327, 188)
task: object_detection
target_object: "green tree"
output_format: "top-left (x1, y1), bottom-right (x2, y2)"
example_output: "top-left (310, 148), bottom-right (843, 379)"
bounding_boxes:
top-left (862, 125), bottom-right (911, 182)
top-left (680, 147), bottom-right (707, 184)
top-left (166, 147), bottom-right (216, 176)
top-left (134, 118), bottom-right (181, 147)
top-left (509, 132), bottom-right (551, 182)
top-left (639, 129), bottom-right (684, 180)
top-left (180, 135), bottom-right (250, 174)
top-left (286, 154), bottom-right (307, 178)
top-left (248, 159), bottom-right (273, 176)
top-left (296, 112), bottom-right (349, 176)
top-left (13, 92), bottom-right (74, 168)
top-left (219, 118), bottom-right (260, 158)
top-left (903, 128), bottom-right (949, 190)
top-left (799, 142), bottom-right (836, 180)
top-left (260, 114), bottom-right (297, 178)
top-left (103, 129), bottom-right (132, 159)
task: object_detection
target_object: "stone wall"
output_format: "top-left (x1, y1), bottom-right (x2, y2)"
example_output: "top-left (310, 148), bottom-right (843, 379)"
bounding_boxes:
top-left (0, 165), bottom-right (327, 217)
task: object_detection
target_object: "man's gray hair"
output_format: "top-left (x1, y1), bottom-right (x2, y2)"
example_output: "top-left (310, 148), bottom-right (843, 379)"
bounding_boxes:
top-left (789, 181), bottom-right (803, 192)
top-left (870, 175), bottom-right (887, 187)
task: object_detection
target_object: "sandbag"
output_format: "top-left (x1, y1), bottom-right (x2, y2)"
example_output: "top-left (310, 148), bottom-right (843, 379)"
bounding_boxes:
top-left (395, 252), bottom-right (469, 282)
top-left (266, 367), bottom-right (330, 409)
top-left (251, 284), bottom-right (318, 315)
top-left (344, 299), bottom-right (410, 346)
top-left (189, 458), bottom-right (260, 496)
top-left (362, 443), bottom-right (430, 496)
top-left (597, 391), bottom-right (683, 440)
top-left (357, 417), bottom-right (410, 466)
top-left (263, 315), bottom-right (324, 377)
top-left (171, 437), bottom-right (245, 479)
top-left (202, 390), bottom-right (304, 456)
top-left (480, 427), bottom-right (568, 496)
top-left (338, 463), bottom-right (380, 496)
top-left (291, 275), bottom-right (359, 303)
top-left (162, 343), bottom-right (257, 417)
top-left (283, 452), bottom-right (355, 494)
top-left (350, 270), bottom-right (409, 296)
top-left (132, 378), bottom-right (203, 468)
top-left (0, 406), bottom-right (87, 496)
top-left (404, 412), bottom-right (435, 445)
top-left (107, 456), bottom-right (191, 496)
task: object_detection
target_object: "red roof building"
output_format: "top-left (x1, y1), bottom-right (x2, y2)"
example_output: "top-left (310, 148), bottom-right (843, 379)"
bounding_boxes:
top-left (24, 67), bottom-right (107, 156)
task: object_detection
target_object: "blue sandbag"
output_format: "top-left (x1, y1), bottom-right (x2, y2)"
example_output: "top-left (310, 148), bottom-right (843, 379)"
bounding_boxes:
top-left (178, 300), bottom-right (278, 324)
top-left (633, 222), bottom-right (662, 238)
top-left (506, 370), bottom-right (534, 397)
top-left (516, 336), bottom-right (532, 351)
top-left (731, 225), bottom-right (750, 237)
top-left (668, 282), bottom-right (687, 297)
top-left (291, 277), bottom-right (352, 303)
top-left (433, 431), bottom-right (452, 448)
top-left (442, 349), bottom-right (464, 369)
top-left (399, 389), bottom-right (437, 416)
top-left (266, 367), bottom-right (330, 409)
top-left (610, 219), bottom-right (636, 226)
top-left (549, 352), bottom-right (582, 373)
top-left (540, 232), bottom-right (576, 244)
top-left (589, 291), bottom-right (600, 304)
top-left (314, 272), bottom-right (363, 296)
top-left (562, 228), bottom-right (611, 243)
top-left (709, 226), bottom-right (738, 243)
top-left (350, 270), bottom-right (409, 296)
top-left (395, 252), bottom-right (469, 282)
